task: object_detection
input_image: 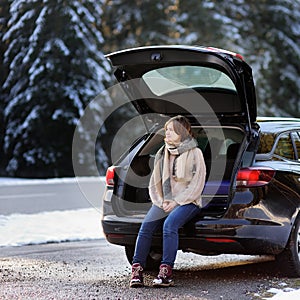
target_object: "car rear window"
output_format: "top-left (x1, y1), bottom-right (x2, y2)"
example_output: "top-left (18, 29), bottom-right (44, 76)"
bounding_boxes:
top-left (142, 65), bottom-right (236, 96)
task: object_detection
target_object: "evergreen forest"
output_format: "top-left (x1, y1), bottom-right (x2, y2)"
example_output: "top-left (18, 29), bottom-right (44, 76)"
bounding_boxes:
top-left (0, 0), bottom-right (300, 178)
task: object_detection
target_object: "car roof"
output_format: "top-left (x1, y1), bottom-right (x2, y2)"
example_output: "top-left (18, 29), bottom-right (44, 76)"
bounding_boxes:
top-left (257, 117), bottom-right (300, 134)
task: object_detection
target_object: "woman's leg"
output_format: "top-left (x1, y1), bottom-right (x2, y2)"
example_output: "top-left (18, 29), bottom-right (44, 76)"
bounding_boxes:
top-left (162, 204), bottom-right (201, 267)
top-left (132, 205), bottom-right (167, 268)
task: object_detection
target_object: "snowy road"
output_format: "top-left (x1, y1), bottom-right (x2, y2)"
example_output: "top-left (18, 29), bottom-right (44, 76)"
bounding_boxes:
top-left (0, 177), bottom-right (105, 215)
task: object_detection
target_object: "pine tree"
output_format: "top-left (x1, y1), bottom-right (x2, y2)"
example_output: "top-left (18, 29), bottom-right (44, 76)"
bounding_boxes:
top-left (0, 0), bottom-right (9, 90)
top-left (174, 0), bottom-right (225, 47)
top-left (212, 0), bottom-right (300, 117)
top-left (254, 0), bottom-right (300, 116)
top-left (2, 0), bottom-right (111, 177)
top-left (0, 0), bottom-right (10, 175)
top-left (102, 0), bottom-right (177, 52)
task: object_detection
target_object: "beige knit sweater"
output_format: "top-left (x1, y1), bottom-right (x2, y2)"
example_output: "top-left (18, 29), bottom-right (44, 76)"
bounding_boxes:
top-left (149, 147), bottom-right (207, 208)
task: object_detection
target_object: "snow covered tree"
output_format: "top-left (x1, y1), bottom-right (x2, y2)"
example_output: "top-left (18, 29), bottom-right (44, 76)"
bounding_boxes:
top-left (0, 0), bottom-right (10, 175)
top-left (102, 0), bottom-right (177, 52)
top-left (212, 0), bottom-right (300, 117)
top-left (250, 0), bottom-right (300, 116)
top-left (2, 0), bottom-right (111, 177)
top-left (0, 0), bottom-right (9, 91)
top-left (173, 0), bottom-right (225, 46)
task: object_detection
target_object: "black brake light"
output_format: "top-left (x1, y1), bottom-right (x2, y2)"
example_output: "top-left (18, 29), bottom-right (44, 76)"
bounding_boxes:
top-left (236, 167), bottom-right (275, 188)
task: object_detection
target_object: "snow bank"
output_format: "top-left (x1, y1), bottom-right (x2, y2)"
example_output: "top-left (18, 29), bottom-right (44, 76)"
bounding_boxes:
top-left (0, 208), bottom-right (103, 247)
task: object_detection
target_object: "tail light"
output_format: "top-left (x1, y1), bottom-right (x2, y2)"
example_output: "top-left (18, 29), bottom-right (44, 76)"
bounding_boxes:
top-left (105, 166), bottom-right (115, 186)
top-left (236, 167), bottom-right (275, 188)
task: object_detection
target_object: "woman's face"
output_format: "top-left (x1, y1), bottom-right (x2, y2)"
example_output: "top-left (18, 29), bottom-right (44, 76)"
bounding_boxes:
top-left (165, 121), bottom-right (181, 144)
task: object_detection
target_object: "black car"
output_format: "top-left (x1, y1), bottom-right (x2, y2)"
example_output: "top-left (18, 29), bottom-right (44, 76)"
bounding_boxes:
top-left (101, 45), bottom-right (300, 277)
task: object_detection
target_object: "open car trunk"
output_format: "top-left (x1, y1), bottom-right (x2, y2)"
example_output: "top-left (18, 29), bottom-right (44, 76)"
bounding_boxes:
top-left (106, 45), bottom-right (257, 218)
top-left (111, 125), bottom-right (246, 218)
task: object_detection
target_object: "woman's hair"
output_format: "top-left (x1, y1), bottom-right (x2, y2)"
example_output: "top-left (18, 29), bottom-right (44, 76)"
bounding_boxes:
top-left (164, 115), bottom-right (192, 141)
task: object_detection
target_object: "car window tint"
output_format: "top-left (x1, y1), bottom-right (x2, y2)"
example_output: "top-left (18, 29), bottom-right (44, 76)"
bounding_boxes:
top-left (142, 66), bottom-right (236, 96)
top-left (257, 133), bottom-right (275, 153)
top-left (291, 131), bottom-right (300, 161)
top-left (274, 133), bottom-right (295, 160)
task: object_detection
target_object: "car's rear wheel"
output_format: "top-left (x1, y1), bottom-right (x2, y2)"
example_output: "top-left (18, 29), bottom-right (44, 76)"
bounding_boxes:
top-left (275, 214), bottom-right (300, 277)
top-left (125, 245), bottom-right (162, 271)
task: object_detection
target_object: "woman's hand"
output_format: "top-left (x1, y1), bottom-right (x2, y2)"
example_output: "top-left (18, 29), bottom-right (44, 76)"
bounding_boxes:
top-left (162, 200), bottom-right (177, 213)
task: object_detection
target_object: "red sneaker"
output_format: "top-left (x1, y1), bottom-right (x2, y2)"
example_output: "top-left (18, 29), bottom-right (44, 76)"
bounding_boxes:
top-left (153, 264), bottom-right (174, 287)
top-left (130, 263), bottom-right (144, 288)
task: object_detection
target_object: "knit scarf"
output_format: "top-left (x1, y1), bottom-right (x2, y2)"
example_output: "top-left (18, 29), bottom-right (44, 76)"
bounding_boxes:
top-left (150, 138), bottom-right (198, 200)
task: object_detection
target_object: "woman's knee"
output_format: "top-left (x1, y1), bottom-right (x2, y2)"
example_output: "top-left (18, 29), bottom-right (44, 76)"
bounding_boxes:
top-left (139, 220), bottom-right (159, 236)
top-left (163, 218), bottom-right (179, 234)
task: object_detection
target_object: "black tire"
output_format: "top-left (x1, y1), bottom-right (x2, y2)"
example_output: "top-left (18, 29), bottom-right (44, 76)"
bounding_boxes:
top-left (275, 214), bottom-right (300, 277)
top-left (125, 245), bottom-right (162, 271)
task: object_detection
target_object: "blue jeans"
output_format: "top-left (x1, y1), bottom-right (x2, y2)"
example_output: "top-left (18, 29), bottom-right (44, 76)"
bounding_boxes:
top-left (132, 203), bottom-right (201, 268)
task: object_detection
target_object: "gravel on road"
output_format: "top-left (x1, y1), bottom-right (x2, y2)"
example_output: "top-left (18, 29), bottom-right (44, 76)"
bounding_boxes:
top-left (0, 239), bottom-right (299, 300)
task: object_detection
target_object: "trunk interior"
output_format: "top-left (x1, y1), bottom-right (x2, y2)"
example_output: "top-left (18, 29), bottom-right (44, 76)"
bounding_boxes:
top-left (112, 126), bottom-right (245, 218)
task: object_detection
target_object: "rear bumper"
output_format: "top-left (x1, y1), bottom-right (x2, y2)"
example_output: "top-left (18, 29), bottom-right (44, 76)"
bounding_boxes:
top-left (101, 217), bottom-right (290, 256)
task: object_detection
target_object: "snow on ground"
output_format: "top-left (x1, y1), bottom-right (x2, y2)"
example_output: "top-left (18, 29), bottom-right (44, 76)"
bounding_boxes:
top-left (0, 176), bottom-right (101, 185)
top-left (265, 288), bottom-right (300, 299)
top-left (0, 208), bottom-right (102, 247)
top-left (1, 177), bottom-right (300, 299)
top-left (0, 177), bottom-right (103, 247)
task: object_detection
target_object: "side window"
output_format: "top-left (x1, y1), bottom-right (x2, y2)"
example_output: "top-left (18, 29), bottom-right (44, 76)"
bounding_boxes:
top-left (274, 133), bottom-right (295, 160)
top-left (257, 133), bottom-right (275, 153)
top-left (291, 131), bottom-right (300, 161)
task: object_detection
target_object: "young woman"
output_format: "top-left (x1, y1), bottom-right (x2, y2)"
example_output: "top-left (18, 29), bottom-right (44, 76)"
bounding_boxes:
top-left (130, 115), bottom-right (206, 288)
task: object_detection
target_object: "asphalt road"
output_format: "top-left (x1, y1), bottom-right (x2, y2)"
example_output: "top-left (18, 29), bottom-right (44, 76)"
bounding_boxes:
top-left (0, 177), bottom-right (105, 215)
top-left (0, 239), bottom-right (297, 300)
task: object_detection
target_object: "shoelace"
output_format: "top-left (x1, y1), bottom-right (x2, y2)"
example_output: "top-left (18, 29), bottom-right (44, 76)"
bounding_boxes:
top-left (158, 266), bottom-right (169, 278)
top-left (132, 265), bottom-right (143, 278)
